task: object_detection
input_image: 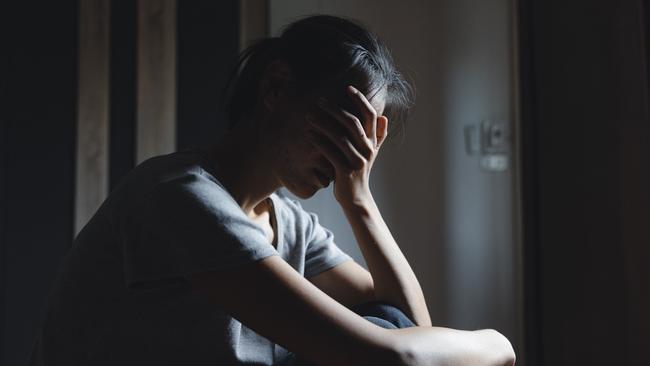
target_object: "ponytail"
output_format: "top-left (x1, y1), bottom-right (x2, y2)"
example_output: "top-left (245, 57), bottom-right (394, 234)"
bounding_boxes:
top-left (222, 37), bottom-right (287, 130)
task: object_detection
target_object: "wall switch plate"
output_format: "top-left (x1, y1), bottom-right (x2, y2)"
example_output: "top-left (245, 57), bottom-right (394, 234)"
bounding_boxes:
top-left (480, 154), bottom-right (509, 171)
top-left (481, 120), bottom-right (509, 154)
top-left (464, 125), bottom-right (481, 155)
top-left (464, 120), bottom-right (510, 171)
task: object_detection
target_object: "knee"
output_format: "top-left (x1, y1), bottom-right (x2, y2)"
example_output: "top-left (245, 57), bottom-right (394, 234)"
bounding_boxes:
top-left (350, 300), bottom-right (416, 329)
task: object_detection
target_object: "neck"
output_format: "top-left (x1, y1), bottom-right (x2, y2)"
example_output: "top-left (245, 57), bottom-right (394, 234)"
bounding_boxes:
top-left (206, 121), bottom-right (281, 218)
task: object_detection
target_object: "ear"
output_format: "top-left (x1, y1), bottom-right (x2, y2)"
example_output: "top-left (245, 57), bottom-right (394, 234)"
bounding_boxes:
top-left (376, 115), bottom-right (389, 148)
top-left (258, 59), bottom-right (293, 111)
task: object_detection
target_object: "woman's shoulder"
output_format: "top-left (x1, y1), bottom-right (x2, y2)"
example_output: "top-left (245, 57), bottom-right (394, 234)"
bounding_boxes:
top-left (108, 150), bottom-right (237, 214)
top-left (112, 150), bottom-right (205, 191)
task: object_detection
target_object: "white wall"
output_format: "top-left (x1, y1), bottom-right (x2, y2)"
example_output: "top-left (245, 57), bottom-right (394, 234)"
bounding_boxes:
top-left (270, 0), bottom-right (522, 357)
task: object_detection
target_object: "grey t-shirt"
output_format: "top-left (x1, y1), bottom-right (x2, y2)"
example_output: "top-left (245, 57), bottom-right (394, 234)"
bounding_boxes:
top-left (30, 149), bottom-right (353, 366)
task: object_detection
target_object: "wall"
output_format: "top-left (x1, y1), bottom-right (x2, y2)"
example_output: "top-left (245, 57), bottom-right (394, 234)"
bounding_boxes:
top-left (270, 0), bottom-right (522, 356)
top-left (0, 2), bottom-right (78, 364)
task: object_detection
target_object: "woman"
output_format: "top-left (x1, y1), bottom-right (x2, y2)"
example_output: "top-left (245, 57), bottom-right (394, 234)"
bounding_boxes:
top-left (31, 15), bottom-right (515, 366)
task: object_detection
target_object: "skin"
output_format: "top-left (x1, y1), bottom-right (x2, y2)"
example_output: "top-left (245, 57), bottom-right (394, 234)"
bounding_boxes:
top-left (187, 60), bottom-right (516, 366)
top-left (205, 77), bottom-right (387, 215)
top-left (204, 59), bottom-right (431, 323)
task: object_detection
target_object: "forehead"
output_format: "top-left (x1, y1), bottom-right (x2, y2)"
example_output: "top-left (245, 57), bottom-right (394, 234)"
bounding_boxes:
top-left (368, 86), bottom-right (387, 116)
top-left (304, 83), bottom-right (387, 117)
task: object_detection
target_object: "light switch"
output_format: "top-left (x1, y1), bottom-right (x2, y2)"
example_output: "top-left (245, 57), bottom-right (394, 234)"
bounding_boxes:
top-left (464, 120), bottom-right (511, 172)
top-left (482, 120), bottom-right (509, 154)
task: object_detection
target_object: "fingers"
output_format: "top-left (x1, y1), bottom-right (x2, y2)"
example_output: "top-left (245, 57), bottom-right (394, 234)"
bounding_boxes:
top-left (317, 156), bottom-right (336, 182)
top-left (307, 86), bottom-right (385, 173)
top-left (376, 115), bottom-right (389, 150)
top-left (307, 116), bottom-right (367, 172)
top-left (346, 85), bottom-right (377, 145)
top-left (316, 98), bottom-right (374, 159)
top-left (307, 129), bottom-right (348, 174)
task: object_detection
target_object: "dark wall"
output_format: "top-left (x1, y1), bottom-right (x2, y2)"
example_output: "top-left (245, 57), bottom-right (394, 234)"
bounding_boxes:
top-left (1, 1), bottom-right (79, 364)
top-left (177, 0), bottom-right (239, 152)
top-left (0, 1), bottom-right (240, 364)
top-left (109, 0), bottom-right (137, 191)
top-left (520, 0), bottom-right (650, 365)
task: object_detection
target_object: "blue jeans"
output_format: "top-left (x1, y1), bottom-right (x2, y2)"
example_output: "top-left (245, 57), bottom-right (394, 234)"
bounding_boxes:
top-left (279, 301), bottom-right (417, 366)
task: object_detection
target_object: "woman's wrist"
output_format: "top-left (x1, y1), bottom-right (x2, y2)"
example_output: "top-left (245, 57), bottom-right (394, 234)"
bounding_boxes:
top-left (337, 188), bottom-right (374, 212)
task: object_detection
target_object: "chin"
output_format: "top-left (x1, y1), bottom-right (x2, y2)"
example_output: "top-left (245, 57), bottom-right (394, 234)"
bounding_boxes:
top-left (293, 187), bottom-right (318, 200)
top-left (287, 182), bottom-right (320, 200)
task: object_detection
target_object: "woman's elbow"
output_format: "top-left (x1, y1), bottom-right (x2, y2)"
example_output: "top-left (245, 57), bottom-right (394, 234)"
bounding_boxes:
top-left (482, 328), bottom-right (516, 366)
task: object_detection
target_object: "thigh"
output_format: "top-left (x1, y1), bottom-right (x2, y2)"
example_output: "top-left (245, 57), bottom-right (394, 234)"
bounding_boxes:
top-left (361, 315), bottom-right (398, 329)
top-left (350, 301), bottom-right (417, 329)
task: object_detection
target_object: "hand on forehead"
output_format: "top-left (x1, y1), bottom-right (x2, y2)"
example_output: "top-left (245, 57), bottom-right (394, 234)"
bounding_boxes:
top-left (325, 84), bottom-right (387, 118)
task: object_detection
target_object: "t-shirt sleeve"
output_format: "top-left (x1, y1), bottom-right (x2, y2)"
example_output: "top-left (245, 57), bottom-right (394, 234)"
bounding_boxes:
top-left (121, 174), bottom-right (279, 289)
top-left (302, 208), bottom-right (354, 278)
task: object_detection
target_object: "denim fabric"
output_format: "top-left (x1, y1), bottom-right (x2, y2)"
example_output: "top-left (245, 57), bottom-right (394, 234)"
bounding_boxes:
top-left (279, 301), bottom-right (416, 366)
top-left (349, 301), bottom-right (417, 329)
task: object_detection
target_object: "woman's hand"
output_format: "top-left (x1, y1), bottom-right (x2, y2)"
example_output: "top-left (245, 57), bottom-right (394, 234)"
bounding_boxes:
top-left (306, 85), bottom-right (389, 207)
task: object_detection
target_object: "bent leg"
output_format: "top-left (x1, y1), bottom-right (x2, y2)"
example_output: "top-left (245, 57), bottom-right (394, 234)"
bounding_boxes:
top-left (280, 301), bottom-right (416, 366)
top-left (350, 300), bottom-right (417, 329)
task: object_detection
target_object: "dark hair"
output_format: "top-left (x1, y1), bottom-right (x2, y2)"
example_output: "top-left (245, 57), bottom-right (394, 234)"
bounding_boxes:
top-left (223, 15), bottom-right (413, 141)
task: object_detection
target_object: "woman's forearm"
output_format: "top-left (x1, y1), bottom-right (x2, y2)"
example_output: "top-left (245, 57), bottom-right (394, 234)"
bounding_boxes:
top-left (391, 326), bottom-right (516, 366)
top-left (339, 190), bottom-right (432, 326)
top-left (339, 192), bottom-right (516, 366)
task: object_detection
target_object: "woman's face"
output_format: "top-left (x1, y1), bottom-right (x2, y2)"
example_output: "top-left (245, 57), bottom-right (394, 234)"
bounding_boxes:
top-left (263, 86), bottom-right (387, 199)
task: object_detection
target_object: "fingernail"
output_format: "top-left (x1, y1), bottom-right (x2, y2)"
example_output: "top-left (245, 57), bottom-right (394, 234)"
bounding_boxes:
top-left (348, 85), bottom-right (358, 93)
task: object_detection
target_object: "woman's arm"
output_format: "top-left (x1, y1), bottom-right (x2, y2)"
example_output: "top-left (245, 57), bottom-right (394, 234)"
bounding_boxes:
top-left (308, 87), bottom-right (431, 325)
top-left (292, 85), bottom-right (514, 363)
top-left (339, 192), bottom-right (432, 326)
top-left (393, 326), bottom-right (516, 366)
top-left (187, 255), bottom-right (398, 366)
top-left (187, 255), bottom-right (515, 366)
